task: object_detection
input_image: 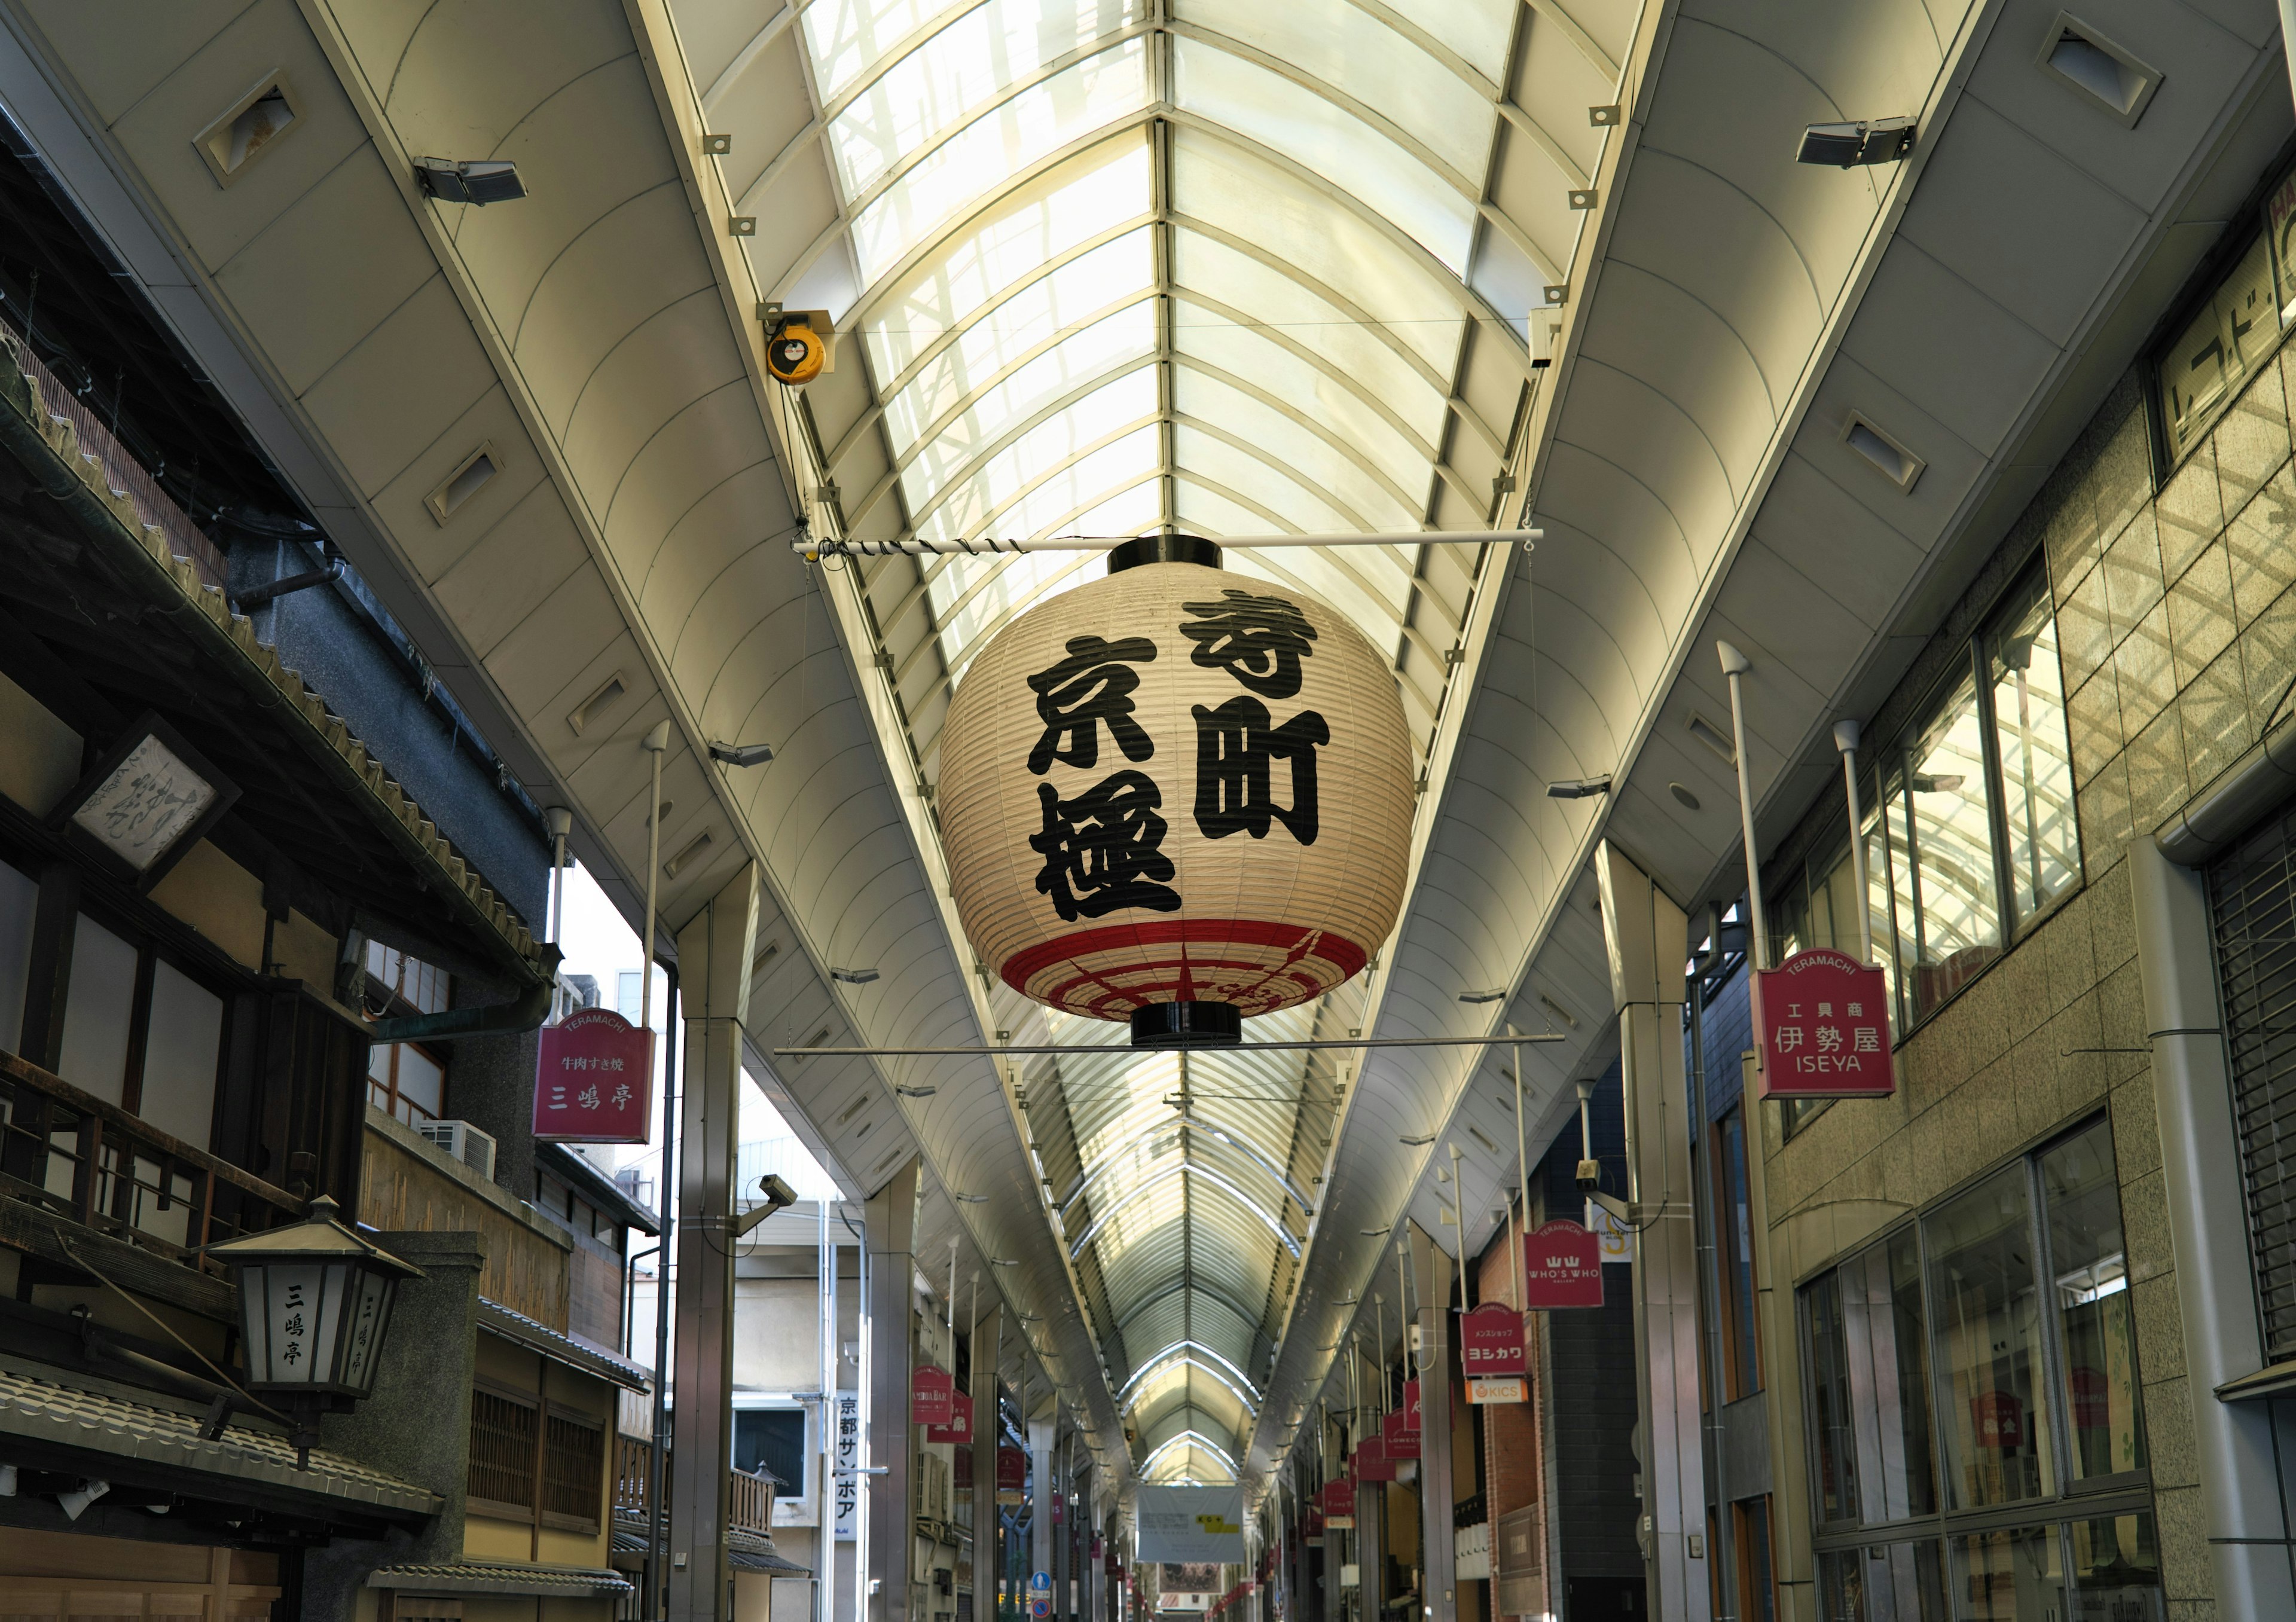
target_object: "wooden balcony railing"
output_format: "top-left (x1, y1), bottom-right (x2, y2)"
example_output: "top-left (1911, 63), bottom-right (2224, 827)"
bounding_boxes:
top-left (612, 1434), bottom-right (775, 1534)
top-left (0, 1049), bottom-right (303, 1276)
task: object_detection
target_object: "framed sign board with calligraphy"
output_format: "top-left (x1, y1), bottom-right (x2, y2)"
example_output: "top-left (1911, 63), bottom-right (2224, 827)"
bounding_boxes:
top-left (48, 712), bottom-right (239, 890)
top-left (534, 1009), bottom-right (653, 1142)
top-left (1754, 949), bottom-right (1897, 1100)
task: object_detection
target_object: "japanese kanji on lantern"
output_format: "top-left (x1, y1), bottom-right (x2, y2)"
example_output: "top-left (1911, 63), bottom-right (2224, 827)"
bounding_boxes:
top-left (533, 1008), bottom-right (652, 1143)
top-left (938, 542), bottom-right (1413, 1046)
top-left (1753, 948), bottom-right (1897, 1099)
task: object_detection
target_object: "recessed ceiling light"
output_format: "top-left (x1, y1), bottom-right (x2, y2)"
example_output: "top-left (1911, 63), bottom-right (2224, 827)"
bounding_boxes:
top-left (1669, 782), bottom-right (1701, 811)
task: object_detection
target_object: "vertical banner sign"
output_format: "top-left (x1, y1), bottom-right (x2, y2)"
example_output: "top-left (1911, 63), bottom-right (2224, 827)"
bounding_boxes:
top-left (912, 1366), bottom-right (955, 1426)
top-left (1380, 1409), bottom-right (1418, 1459)
top-left (1457, 1300), bottom-right (1526, 1403)
top-left (1753, 949), bottom-right (1896, 1099)
top-left (1400, 1377), bottom-right (1421, 1434)
top-left (1523, 1220), bottom-right (1604, 1309)
top-left (534, 1009), bottom-right (654, 1143)
top-left (927, 1390), bottom-right (975, 1444)
top-left (835, 1392), bottom-right (860, 1539)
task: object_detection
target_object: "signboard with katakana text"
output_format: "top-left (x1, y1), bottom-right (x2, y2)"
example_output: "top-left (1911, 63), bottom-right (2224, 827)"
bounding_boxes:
top-left (533, 1008), bottom-right (652, 1143)
top-left (1754, 949), bottom-right (1897, 1099)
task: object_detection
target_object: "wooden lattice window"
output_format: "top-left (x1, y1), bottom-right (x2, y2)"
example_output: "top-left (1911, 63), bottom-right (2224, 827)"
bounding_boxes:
top-left (467, 1386), bottom-right (538, 1514)
top-left (544, 1408), bottom-right (606, 1530)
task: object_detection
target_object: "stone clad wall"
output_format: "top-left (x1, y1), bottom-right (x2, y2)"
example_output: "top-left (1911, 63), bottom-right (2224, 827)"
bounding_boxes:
top-left (1754, 347), bottom-right (2296, 1617)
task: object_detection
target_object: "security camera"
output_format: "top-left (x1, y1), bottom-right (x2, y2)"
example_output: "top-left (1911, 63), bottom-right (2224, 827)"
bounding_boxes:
top-left (766, 317), bottom-right (827, 386)
top-left (730, 1172), bottom-right (802, 1239)
top-left (709, 740), bottom-right (775, 766)
top-left (1575, 1157), bottom-right (1601, 1194)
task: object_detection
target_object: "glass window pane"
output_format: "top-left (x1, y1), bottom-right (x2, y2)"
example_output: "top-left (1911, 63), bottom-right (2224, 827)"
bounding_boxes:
top-left (1172, 319), bottom-right (1433, 490)
top-left (1925, 1165), bottom-right (2054, 1508)
top-left (1803, 1268), bottom-right (1860, 1525)
top-left (1170, 0), bottom-right (1494, 181)
top-left (1949, 1528), bottom-right (2065, 1622)
top-left (1170, 39), bottom-right (1473, 274)
top-left (1171, 127), bottom-right (1464, 377)
top-left (2068, 1513), bottom-right (2164, 1620)
top-left (2042, 1123), bottom-right (2147, 1482)
top-left (1990, 573), bottom-right (2081, 931)
top-left (2159, 230), bottom-right (2276, 465)
top-left (1736, 1496), bottom-right (1777, 1622)
top-left (138, 960), bottom-right (222, 1149)
top-left (850, 43), bottom-right (1152, 283)
top-left (827, 1), bottom-right (1147, 196)
top-left (1845, 1232), bottom-right (1938, 1523)
top-left (864, 135), bottom-right (1152, 381)
top-left (1171, 425), bottom-right (1356, 536)
top-left (1378, 0), bottom-right (1513, 83)
top-left (1172, 369), bottom-right (1418, 530)
top-left (395, 1044), bottom-right (445, 1123)
top-left (917, 371), bottom-right (1158, 541)
top-left (1883, 664), bottom-right (2002, 1022)
top-left (805, 0), bottom-right (965, 101)
top-left (1718, 1108), bottom-right (1760, 1401)
top-left (59, 915), bottom-right (136, 1105)
top-left (0, 857), bottom-right (33, 1055)
top-left (1847, 1541), bottom-right (1947, 1622)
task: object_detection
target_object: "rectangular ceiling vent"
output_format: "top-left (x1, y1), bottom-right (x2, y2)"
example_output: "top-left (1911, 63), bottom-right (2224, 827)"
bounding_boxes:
top-left (1686, 711), bottom-right (1736, 766)
top-left (567, 671), bottom-right (627, 736)
top-left (1840, 411), bottom-right (1925, 493)
top-left (753, 937), bottom-right (782, 976)
top-left (664, 828), bottom-right (713, 879)
top-left (2037, 14), bottom-right (2161, 127)
top-left (195, 74), bottom-right (300, 188)
top-left (1467, 1126), bottom-right (1501, 1157)
top-left (426, 442), bottom-right (500, 524)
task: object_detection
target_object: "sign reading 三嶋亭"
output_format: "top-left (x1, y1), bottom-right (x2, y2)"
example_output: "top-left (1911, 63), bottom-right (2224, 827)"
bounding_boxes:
top-left (534, 1009), bottom-right (653, 1143)
top-left (912, 1366), bottom-right (955, 1426)
top-left (1753, 949), bottom-right (1895, 1099)
top-left (1523, 1219), bottom-right (1603, 1309)
top-left (927, 1391), bottom-right (974, 1444)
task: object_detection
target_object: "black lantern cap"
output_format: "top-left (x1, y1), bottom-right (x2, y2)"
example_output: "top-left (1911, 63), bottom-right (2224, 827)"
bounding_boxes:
top-left (1131, 1001), bottom-right (1243, 1049)
top-left (1108, 534), bottom-right (1222, 572)
top-left (204, 1196), bottom-right (423, 1278)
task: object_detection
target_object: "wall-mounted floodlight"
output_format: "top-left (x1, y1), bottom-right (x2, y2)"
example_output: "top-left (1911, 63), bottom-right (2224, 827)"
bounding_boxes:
top-left (414, 157), bottom-right (526, 204)
top-left (1546, 775), bottom-right (1612, 799)
top-left (895, 1085), bottom-right (938, 1099)
top-left (1796, 117), bottom-right (1914, 167)
top-left (709, 740), bottom-right (775, 766)
top-left (1458, 989), bottom-right (1506, 1005)
top-left (1399, 1134), bottom-right (1434, 1147)
top-left (955, 1193), bottom-right (989, 1203)
top-left (831, 967), bottom-right (880, 985)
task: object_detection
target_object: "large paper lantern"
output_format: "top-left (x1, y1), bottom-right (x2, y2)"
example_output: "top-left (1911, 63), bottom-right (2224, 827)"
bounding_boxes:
top-left (938, 539), bottom-right (1411, 1045)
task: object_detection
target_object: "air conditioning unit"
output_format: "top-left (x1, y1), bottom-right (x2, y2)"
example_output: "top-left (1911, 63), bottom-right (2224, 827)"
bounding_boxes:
top-left (417, 1119), bottom-right (497, 1182)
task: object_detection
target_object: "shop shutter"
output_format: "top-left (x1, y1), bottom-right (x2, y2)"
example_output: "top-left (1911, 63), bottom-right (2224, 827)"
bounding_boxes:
top-left (2210, 805), bottom-right (2296, 1357)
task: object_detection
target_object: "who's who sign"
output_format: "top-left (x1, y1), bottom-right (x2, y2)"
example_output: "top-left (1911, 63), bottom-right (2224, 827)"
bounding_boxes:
top-left (1754, 949), bottom-right (1895, 1101)
top-left (534, 1009), bottom-right (652, 1143)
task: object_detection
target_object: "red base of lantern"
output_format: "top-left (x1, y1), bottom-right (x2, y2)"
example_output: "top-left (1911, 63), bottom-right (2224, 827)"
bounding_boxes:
top-left (1001, 918), bottom-right (1369, 1021)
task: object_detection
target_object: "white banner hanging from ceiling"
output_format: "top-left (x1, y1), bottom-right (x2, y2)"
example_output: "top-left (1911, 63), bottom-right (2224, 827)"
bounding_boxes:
top-left (1135, 1485), bottom-right (1245, 1565)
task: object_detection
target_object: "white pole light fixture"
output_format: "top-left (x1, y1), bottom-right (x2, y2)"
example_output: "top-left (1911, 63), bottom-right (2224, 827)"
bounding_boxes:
top-left (207, 1196), bottom-right (421, 1465)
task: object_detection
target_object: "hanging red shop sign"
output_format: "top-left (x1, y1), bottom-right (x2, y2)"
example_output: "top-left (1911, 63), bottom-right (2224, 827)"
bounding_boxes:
top-left (997, 1445), bottom-right (1027, 1502)
top-left (1753, 949), bottom-right (1896, 1099)
top-left (1458, 1300), bottom-right (1526, 1376)
top-left (912, 1366), bottom-right (955, 1426)
top-left (927, 1390), bottom-right (974, 1444)
top-left (1400, 1377), bottom-right (1421, 1433)
top-left (1321, 1479), bottom-right (1354, 1522)
top-left (1523, 1218), bottom-right (1604, 1309)
top-left (1973, 1389), bottom-right (2024, 1450)
top-left (533, 1009), bottom-right (653, 1143)
top-left (1381, 1410), bottom-right (1418, 1459)
top-left (1352, 1437), bottom-right (1396, 1482)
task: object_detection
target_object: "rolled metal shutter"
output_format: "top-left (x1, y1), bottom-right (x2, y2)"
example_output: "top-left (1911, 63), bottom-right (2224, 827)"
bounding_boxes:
top-left (2209, 805), bottom-right (2296, 1358)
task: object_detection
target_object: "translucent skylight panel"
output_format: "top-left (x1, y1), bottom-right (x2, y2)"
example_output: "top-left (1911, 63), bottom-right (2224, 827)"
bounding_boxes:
top-left (1381, 0), bottom-right (1515, 82)
top-left (1173, 319), bottom-right (1433, 496)
top-left (1171, 127), bottom-right (1466, 377)
top-left (929, 549), bottom-right (1082, 680)
top-left (1170, 229), bottom-right (1449, 445)
top-left (994, 429), bottom-right (1159, 540)
top-left (917, 387), bottom-right (1158, 543)
top-left (1171, 0), bottom-right (1494, 182)
top-left (864, 135), bottom-right (1150, 379)
top-left (850, 43), bottom-right (1150, 283)
top-left (1170, 423), bottom-right (1357, 536)
top-left (1092, 1172), bottom-right (1186, 1263)
top-left (804, 0), bottom-right (951, 102)
top-left (1175, 369), bottom-right (1420, 532)
top-left (828, 0), bottom-right (1147, 196)
top-left (880, 229), bottom-right (1155, 452)
top-left (1170, 39), bottom-right (1474, 276)
top-left (895, 307), bottom-right (1156, 502)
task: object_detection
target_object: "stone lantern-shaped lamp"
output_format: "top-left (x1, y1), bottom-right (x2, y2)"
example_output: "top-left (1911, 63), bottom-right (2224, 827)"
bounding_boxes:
top-left (207, 1195), bottom-right (422, 1465)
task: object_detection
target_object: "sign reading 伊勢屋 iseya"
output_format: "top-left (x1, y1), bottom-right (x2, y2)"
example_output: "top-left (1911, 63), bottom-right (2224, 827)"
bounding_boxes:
top-left (1753, 949), bottom-right (1895, 1101)
top-left (534, 1009), bottom-right (652, 1143)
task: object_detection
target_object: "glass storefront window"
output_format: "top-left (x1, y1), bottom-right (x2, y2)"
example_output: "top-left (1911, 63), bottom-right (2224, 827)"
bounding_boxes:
top-left (1990, 576), bottom-right (2083, 933)
top-left (1816, 1542), bottom-right (1944, 1622)
top-left (1842, 1231), bottom-right (1937, 1523)
top-left (1717, 1107), bottom-right (1761, 1400)
top-left (2042, 1125), bottom-right (2147, 1483)
top-left (1952, 1528), bottom-right (2066, 1621)
top-left (1883, 665), bottom-right (2004, 1022)
top-left (1926, 1164), bottom-right (2054, 1508)
top-left (2067, 1514), bottom-right (2164, 1621)
top-left (1806, 1268), bottom-right (1861, 1525)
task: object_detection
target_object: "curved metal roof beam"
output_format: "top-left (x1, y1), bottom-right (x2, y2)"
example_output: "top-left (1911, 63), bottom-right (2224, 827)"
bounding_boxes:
top-left (731, 118), bottom-right (825, 216)
top-left (1169, 351), bottom-right (1427, 522)
top-left (1058, 1123), bottom-right (1312, 1220)
top-left (813, 0), bottom-right (990, 122)
top-left (1118, 1340), bottom-right (1265, 1404)
top-left (1140, 1431), bottom-right (1241, 1479)
top-left (1168, 411), bottom-right (1380, 536)
top-left (1120, 1357), bottom-right (1262, 1421)
top-left (700, 4), bottom-right (801, 112)
top-left (1170, 286), bottom-right (1440, 463)
top-left (1113, 1277), bottom-right (1277, 1344)
top-left (1066, 1162), bottom-right (1302, 1262)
